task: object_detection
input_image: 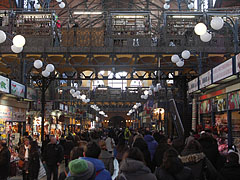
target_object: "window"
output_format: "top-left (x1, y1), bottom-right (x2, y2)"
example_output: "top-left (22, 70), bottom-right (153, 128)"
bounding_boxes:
top-left (92, 80), bottom-right (104, 89)
top-left (130, 80), bottom-right (142, 87)
top-left (108, 71), bottom-right (127, 89)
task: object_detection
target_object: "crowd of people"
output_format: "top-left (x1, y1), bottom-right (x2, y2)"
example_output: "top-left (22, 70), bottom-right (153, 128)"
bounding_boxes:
top-left (0, 127), bottom-right (240, 180)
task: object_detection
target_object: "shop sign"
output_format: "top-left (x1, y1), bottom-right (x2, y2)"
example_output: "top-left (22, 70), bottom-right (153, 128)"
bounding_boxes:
top-left (11, 81), bottom-right (25, 98)
top-left (228, 91), bottom-right (240, 110)
top-left (199, 70), bottom-right (211, 89)
top-left (0, 75), bottom-right (10, 93)
top-left (59, 103), bottom-right (64, 111)
top-left (236, 53), bottom-right (240, 73)
top-left (188, 78), bottom-right (198, 93)
top-left (27, 87), bottom-right (37, 100)
top-left (64, 105), bottom-right (68, 112)
top-left (199, 100), bottom-right (211, 114)
top-left (12, 107), bottom-right (26, 122)
top-left (213, 94), bottom-right (227, 112)
top-left (213, 58), bottom-right (233, 83)
top-left (0, 105), bottom-right (12, 121)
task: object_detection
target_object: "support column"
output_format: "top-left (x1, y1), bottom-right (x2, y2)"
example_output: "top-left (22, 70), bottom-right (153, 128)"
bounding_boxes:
top-left (41, 78), bottom-right (46, 142)
top-left (227, 110), bottom-right (233, 148)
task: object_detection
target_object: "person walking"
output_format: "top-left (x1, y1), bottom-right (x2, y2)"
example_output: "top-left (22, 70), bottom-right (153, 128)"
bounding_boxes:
top-left (0, 140), bottom-right (11, 180)
top-left (99, 140), bottom-right (114, 175)
top-left (19, 138), bottom-right (31, 180)
top-left (43, 136), bottom-right (64, 180)
top-left (29, 141), bottom-right (40, 180)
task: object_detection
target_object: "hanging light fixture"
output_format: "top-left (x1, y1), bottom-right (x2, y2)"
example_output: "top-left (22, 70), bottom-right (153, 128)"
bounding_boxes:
top-left (34, 60), bottom-right (43, 69)
top-left (171, 55), bottom-right (180, 63)
top-left (46, 64), bottom-right (55, 72)
top-left (11, 45), bottom-right (23, 53)
top-left (194, 23), bottom-right (207, 35)
top-left (59, 2), bottom-right (65, 8)
top-left (210, 17), bottom-right (224, 30)
top-left (181, 50), bottom-right (191, 59)
top-left (200, 32), bottom-right (212, 42)
top-left (176, 60), bottom-right (184, 67)
top-left (42, 70), bottom-right (50, 77)
top-left (0, 30), bottom-right (6, 43)
top-left (13, 35), bottom-right (26, 47)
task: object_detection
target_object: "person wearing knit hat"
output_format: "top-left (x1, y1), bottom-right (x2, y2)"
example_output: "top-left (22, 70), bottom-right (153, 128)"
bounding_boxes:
top-left (66, 159), bottom-right (95, 180)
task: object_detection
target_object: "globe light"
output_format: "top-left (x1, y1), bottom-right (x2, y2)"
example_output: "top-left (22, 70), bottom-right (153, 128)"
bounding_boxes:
top-left (75, 91), bottom-right (81, 96)
top-left (81, 94), bottom-right (86, 99)
top-left (42, 70), bottom-right (50, 77)
top-left (0, 30), bottom-right (6, 43)
top-left (181, 50), bottom-right (191, 60)
top-left (210, 17), bottom-right (224, 30)
top-left (34, 3), bottom-right (40, 9)
top-left (171, 55), bottom-right (180, 63)
top-left (144, 95), bottom-right (148, 99)
top-left (148, 90), bottom-right (153, 96)
top-left (59, 2), bottom-right (65, 8)
top-left (188, 2), bottom-right (194, 9)
top-left (153, 87), bottom-right (158, 92)
top-left (194, 23), bottom-right (207, 35)
top-left (86, 99), bottom-right (90, 103)
top-left (144, 90), bottom-right (149, 95)
top-left (133, 105), bottom-right (137, 109)
top-left (11, 45), bottom-right (23, 53)
top-left (70, 89), bottom-right (75, 94)
top-left (141, 95), bottom-right (145, 99)
top-left (72, 92), bottom-right (78, 97)
top-left (34, 60), bottom-right (43, 69)
top-left (77, 95), bottom-right (81, 99)
top-left (13, 35), bottom-right (26, 47)
top-left (56, 0), bottom-right (62, 2)
top-left (165, 0), bottom-right (170, 2)
top-left (176, 60), bottom-right (184, 67)
top-left (163, 3), bottom-right (170, 9)
top-left (200, 32), bottom-right (212, 42)
top-left (46, 64), bottom-right (55, 72)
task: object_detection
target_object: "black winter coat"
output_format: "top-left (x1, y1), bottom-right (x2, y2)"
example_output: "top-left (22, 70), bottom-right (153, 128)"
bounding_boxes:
top-left (221, 163), bottom-right (240, 180)
top-left (42, 143), bottom-right (64, 166)
top-left (29, 151), bottom-right (40, 179)
top-left (0, 147), bottom-right (11, 179)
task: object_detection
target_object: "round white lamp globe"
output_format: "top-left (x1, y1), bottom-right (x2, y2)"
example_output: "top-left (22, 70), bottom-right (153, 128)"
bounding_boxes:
top-left (0, 30), bottom-right (6, 43)
top-left (163, 3), bottom-right (170, 9)
top-left (181, 50), bottom-right (191, 59)
top-left (46, 64), bottom-right (55, 72)
top-left (75, 91), bottom-right (81, 96)
top-left (153, 87), bottom-right (158, 92)
top-left (176, 60), bottom-right (184, 67)
top-left (144, 90), bottom-right (149, 95)
top-left (86, 99), bottom-right (90, 103)
top-left (72, 92), bottom-right (78, 97)
top-left (11, 45), bottom-right (23, 53)
top-left (70, 89), bottom-right (75, 94)
top-left (56, 0), bottom-right (62, 2)
top-left (188, 2), bottom-right (194, 9)
top-left (148, 90), bottom-right (153, 96)
top-left (200, 32), bottom-right (212, 42)
top-left (42, 70), bottom-right (50, 77)
top-left (81, 94), bottom-right (86, 99)
top-left (210, 17), bottom-right (224, 30)
top-left (34, 60), bottom-right (43, 69)
top-left (13, 35), bottom-right (26, 47)
top-left (59, 2), bottom-right (65, 8)
top-left (144, 95), bottom-right (148, 99)
top-left (141, 95), bottom-right (145, 99)
top-left (77, 95), bottom-right (81, 99)
top-left (194, 23), bottom-right (207, 35)
top-left (171, 55), bottom-right (180, 63)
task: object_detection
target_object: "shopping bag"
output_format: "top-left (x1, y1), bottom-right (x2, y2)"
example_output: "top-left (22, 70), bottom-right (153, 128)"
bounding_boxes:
top-left (38, 160), bottom-right (46, 179)
top-left (18, 159), bottom-right (24, 169)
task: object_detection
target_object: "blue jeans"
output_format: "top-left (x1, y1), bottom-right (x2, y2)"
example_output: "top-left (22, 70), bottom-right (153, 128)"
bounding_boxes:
top-left (46, 165), bottom-right (58, 180)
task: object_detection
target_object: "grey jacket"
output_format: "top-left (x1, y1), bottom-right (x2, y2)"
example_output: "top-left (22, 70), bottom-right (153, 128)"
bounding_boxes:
top-left (99, 150), bottom-right (114, 175)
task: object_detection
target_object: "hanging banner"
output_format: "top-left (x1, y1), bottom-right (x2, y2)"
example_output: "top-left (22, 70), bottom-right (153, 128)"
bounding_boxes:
top-left (236, 53), bottom-right (240, 73)
top-left (199, 99), bottom-right (211, 114)
top-left (12, 107), bottom-right (26, 122)
top-left (199, 70), bottom-right (211, 89)
top-left (213, 58), bottom-right (233, 83)
top-left (0, 75), bottom-right (10, 93)
top-left (228, 91), bottom-right (240, 110)
top-left (213, 94), bottom-right (227, 112)
top-left (11, 81), bottom-right (25, 98)
top-left (188, 78), bottom-right (198, 93)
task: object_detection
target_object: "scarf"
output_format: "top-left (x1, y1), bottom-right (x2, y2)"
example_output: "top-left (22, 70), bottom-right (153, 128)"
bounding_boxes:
top-left (24, 145), bottom-right (29, 161)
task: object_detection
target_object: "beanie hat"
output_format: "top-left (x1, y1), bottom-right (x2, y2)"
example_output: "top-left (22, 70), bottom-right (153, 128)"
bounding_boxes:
top-left (69, 159), bottom-right (88, 175)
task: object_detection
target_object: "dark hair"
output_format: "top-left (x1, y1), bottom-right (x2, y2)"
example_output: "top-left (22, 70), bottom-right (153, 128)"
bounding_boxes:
top-left (162, 148), bottom-right (184, 174)
top-left (124, 147), bottom-right (145, 163)
top-left (70, 147), bottom-right (84, 160)
top-left (227, 152), bottom-right (239, 164)
top-left (84, 141), bottom-right (101, 158)
top-left (182, 140), bottom-right (202, 155)
top-left (30, 141), bottom-right (38, 154)
top-left (172, 138), bottom-right (184, 154)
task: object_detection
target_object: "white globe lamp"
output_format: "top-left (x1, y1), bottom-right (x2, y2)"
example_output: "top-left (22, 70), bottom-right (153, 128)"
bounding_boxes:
top-left (59, 2), bottom-right (65, 8)
top-left (46, 64), bottom-right (55, 72)
top-left (163, 3), bottom-right (170, 9)
top-left (188, 3), bottom-right (194, 9)
top-left (70, 89), bottom-right (75, 94)
top-left (34, 3), bottom-right (40, 9)
top-left (34, 60), bottom-right (43, 69)
top-left (141, 95), bottom-right (145, 99)
top-left (56, 0), bottom-right (62, 2)
top-left (77, 95), bottom-right (81, 99)
top-left (153, 87), bottom-right (158, 92)
top-left (0, 30), bottom-right (6, 43)
top-left (181, 50), bottom-right (191, 60)
top-left (144, 95), bottom-right (148, 99)
top-left (194, 23), bottom-right (207, 35)
top-left (11, 45), bottom-right (23, 53)
top-left (210, 17), bottom-right (224, 30)
top-left (176, 60), bottom-right (184, 67)
top-left (200, 32), bottom-right (212, 42)
top-left (81, 94), bottom-right (86, 99)
top-left (144, 90), bottom-right (149, 95)
top-left (42, 70), bottom-right (50, 77)
top-left (13, 35), bottom-right (26, 47)
top-left (148, 90), bottom-right (153, 96)
top-left (171, 55), bottom-right (180, 63)
top-left (73, 92), bottom-right (78, 97)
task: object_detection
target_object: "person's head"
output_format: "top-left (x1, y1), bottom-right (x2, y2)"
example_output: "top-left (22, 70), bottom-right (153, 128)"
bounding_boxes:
top-left (162, 148), bottom-right (183, 173)
top-left (70, 147), bottom-right (84, 160)
top-left (123, 147), bottom-right (145, 163)
top-left (172, 138), bottom-right (184, 154)
top-left (24, 138), bottom-right (30, 146)
top-left (98, 140), bottom-right (106, 150)
top-left (0, 140), bottom-right (7, 149)
top-left (30, 141), bottom-right (38, 152)
top-left (183, 140), bottom-right (202, 154)
top-left (227, 152), bottom-right (239, 165)
top-left (84, 141), bottom-right (101, 158)
top-left (50, 136), bottom-right (57, 144)
top-left (68, 159), bottom-right (95, 179)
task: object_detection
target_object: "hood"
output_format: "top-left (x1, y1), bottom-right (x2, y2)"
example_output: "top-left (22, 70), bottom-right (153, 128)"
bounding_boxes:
top-left (179, 152), bottom-right (205, 164)
top-left (81, 157), bottom-right (105, 172)
top-left (99, 150), bottom-right (113, 159)
top-left (144, 135), bottom-right (155, 142)
top-left (120, 158), bottom-right (151, 174)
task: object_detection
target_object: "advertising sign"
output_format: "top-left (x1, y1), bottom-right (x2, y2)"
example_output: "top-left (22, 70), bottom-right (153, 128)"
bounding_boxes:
top-left (27, 87), bottom-right (37, 100)
top-left (0, 75), bottom-right (10, 93)
top-left (12, 108), bottom-right (26, 122)
top-left (199, 100), bottom-right (211, 114)
top-left (11, 81), bottom-right (25, 98)
top-left (188, 78), bottom-right (198, 93)
top-left (228, 91), bottom-right (240, 110)
top-left (199, 70), bottom-right (211, 89)
top-left (213, 58), bottom-right (233, 83)
top-left (0, 105), bottom-right (12, 121)
top-left (213, 94), bottom-right (227, 112)
top-left (236, 53), bottom-right (240, 73)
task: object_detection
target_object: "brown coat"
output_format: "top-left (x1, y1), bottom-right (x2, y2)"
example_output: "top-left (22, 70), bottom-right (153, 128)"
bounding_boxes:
top-left (19, 145), bottom-right (30, 170)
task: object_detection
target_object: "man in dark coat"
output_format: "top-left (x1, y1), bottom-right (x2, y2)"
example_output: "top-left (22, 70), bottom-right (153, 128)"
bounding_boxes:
top-left (43, 136), bottom-right (64, 180)
top-left (0, 140), bottom-right (11, 180)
